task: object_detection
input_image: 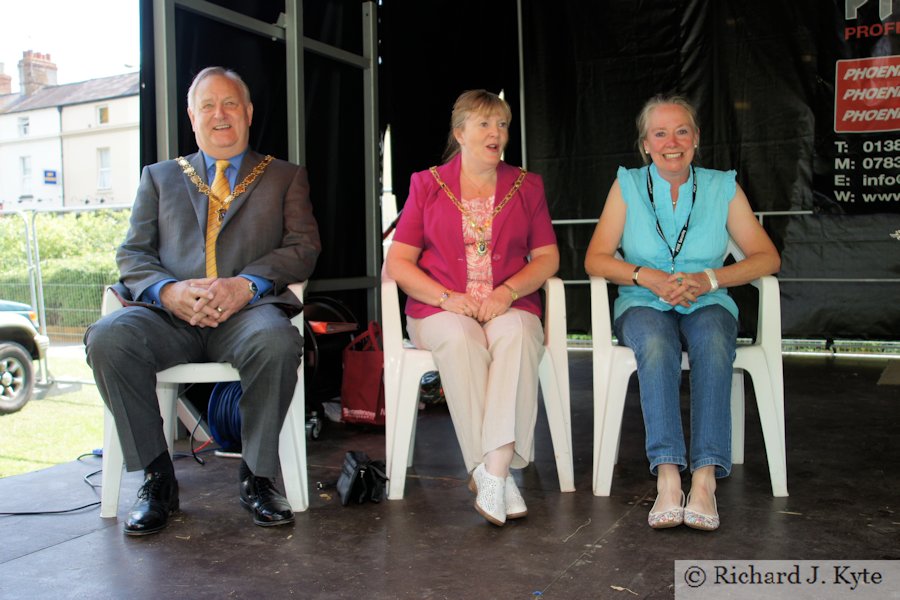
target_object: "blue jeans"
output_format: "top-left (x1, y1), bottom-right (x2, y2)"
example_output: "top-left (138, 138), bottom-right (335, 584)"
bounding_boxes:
top-left (614, 305), bottom-right (737, 478)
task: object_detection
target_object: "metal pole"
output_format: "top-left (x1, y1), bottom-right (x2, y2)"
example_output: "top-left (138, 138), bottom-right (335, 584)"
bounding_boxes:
top-left (154, 0), bottom-right (178, 160)
top-left (362, 1), bottom-right (380, 322)
top-left (283, 0), bottom-right (304, 166)
top-left (27, 211), bottom-right (50, 384)
top-left (517, 0), bottom-right (527, 169)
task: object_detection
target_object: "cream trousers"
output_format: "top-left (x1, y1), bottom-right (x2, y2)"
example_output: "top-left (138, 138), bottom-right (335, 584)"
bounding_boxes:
top-left (406, 308), bottom-right (544, 471)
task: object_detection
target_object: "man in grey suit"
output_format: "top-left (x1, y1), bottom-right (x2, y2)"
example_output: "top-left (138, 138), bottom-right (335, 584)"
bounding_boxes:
top-left (86, 66), bottom-right (320, 535)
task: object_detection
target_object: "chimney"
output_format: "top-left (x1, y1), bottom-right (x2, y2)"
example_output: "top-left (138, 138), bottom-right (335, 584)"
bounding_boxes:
top-left (0, 63), bottom-right (11, 95)
top-left (18, 50), bottom-right (58, 96)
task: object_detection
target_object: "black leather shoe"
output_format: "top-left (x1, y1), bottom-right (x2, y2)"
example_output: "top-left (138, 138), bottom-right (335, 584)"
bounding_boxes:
top-left (239, 475), bottom-right (294, 527)
top-left (124, 472), bottom-right (179, 536)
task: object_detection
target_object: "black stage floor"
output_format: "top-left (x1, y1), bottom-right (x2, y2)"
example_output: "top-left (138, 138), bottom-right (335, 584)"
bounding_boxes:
top-left (0, 353), bottom-right (897, 599)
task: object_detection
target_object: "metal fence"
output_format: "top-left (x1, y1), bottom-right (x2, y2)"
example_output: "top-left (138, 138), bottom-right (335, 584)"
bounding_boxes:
top-left (0, 207), bottom-right (131, 345)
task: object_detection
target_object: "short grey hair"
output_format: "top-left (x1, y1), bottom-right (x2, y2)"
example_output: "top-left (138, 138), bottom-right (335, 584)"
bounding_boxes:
top-left (186, 66), bottom-right (252, 111)
top-left (635, 94), bottom-right (699, 164)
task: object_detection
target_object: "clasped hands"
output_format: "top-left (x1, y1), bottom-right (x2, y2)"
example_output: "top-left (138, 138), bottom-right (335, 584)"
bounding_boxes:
top-left (160, 277), bottom-right (252, 327)
top-left (643, 270), bottom-right (714, 308)
top-left (440, 286), bottom-right (513, 323)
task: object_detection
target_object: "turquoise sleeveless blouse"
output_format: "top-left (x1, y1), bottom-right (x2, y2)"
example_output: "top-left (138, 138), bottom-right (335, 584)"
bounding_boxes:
top-left (614, 163), bottom-right (738, 322)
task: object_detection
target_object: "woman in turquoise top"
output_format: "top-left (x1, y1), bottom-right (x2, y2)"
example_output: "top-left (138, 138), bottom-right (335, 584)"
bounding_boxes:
top-left (585, 95), bottom-right (780, 531)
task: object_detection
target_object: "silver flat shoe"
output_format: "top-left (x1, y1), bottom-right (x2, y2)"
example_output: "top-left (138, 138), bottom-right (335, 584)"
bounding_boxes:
top-left (648, 490), bottom-right (685, 529)
top-left (684, 492), bottom-right (719, 531)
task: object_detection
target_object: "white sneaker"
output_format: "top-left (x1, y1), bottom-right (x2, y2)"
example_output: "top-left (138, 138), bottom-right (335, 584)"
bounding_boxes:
top-left (472, 464), bottom-right (506, 526)
top-left (505, 476), bottom-right (528, 519)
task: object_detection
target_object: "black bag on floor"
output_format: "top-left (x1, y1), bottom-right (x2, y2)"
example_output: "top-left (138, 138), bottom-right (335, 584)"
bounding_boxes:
top-left (336, 450), bottom-right (388, 506)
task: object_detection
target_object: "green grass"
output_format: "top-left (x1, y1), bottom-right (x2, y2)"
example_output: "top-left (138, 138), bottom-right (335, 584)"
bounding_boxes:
top-left (0, 346), bottom-right (104, 478)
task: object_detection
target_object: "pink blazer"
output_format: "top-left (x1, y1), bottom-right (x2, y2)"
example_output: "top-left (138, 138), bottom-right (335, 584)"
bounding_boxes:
top-left (392, 154), bottom-right (557, 319)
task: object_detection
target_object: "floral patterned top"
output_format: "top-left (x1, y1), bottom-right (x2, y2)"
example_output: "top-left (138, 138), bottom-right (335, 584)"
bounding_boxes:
top-left (461, 194), bottom-right (495, 303)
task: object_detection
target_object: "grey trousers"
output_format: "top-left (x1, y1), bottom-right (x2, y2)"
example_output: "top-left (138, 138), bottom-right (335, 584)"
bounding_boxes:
top-left (85, 304), bottom-right (302, 478)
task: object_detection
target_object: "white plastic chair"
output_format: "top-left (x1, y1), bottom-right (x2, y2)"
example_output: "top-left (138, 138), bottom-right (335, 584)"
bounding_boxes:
top-left (382, 272), bottom-right (576, 500)
top-left (99, 282), bottom-right (310, 518)
top-left (590, 241), bottom-right (787, 497)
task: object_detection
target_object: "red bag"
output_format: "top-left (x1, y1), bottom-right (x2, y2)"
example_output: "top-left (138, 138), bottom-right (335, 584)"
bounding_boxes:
top-left (340, 321), bottom-right (385, 425)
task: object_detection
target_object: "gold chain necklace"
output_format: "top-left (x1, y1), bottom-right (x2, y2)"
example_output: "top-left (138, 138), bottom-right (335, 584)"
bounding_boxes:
top-left (177, 155), bottom-right (274, 222)
top-left (430, 165), bottom-right (526, 256)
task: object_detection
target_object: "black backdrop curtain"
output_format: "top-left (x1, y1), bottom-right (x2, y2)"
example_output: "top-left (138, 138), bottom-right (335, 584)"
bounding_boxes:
top-left (517, 0), bottom-right (899, 338)
top-left (379, 0), bottom-right (523, 203)
top-left (384, 0), bottom-right (899, 339)
top-left (141, 0), bottom-right (900, 339)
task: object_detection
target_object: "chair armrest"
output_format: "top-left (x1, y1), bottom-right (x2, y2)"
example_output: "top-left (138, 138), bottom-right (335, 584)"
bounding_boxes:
top-left (726, 237), bottom-right (747, 262)
top-left (589, 276), bottom-right (615, 350)
top-left (727, 236), bottom-right (782, 351)
top-left (380, 270), bottom-right (405, 357)
top-left (101, 286), bottom-right (125, 316)
top-left (541, 277), bottom-right (567, 350)
top-left (287, 281), bottom-right (307, 303)
top-left (287, 281), bottom-right (307, 329)
top-left (751, 275), bottom-right (781, 352)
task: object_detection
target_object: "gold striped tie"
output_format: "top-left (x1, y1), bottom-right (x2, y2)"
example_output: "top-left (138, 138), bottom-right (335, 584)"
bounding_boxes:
top-left (205, 160), bottom-right (231, 278)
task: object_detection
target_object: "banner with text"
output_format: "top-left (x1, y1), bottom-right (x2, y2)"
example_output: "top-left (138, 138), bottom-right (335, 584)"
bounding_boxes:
top-left (822, 1), bottom-right (900, 213)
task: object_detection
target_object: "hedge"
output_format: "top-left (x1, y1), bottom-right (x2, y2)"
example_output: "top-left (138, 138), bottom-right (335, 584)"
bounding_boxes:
top-left (0, 210), bottom-right (130, 328)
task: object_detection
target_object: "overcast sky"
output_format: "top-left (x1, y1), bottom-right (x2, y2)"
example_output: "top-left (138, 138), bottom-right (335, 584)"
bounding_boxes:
top-left (1, 0), bottom-right (140, 92)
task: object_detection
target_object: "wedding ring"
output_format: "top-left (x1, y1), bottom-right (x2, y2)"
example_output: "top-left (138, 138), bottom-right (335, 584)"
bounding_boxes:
top-left (216, 306), bottom-right (223, 313)
top-left (491, 313), bottom-right (497, 319)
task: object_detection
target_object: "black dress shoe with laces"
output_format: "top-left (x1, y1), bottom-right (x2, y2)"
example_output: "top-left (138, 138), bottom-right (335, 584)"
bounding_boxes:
top-left (123, 472), bottom-right (179, 536)
top-left (239, 475), bottom-right (295, 527)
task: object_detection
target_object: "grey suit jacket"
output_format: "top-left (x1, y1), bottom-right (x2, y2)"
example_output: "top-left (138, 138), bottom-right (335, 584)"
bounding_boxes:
top-left (116, 149), bottom-right (321, 313)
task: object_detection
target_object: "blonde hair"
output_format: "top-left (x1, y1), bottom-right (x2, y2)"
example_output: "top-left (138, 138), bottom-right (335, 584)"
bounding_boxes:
top-left (635, 94), bottom-right (699, 164)
top-left (442, 89), bottom-right (513, 162)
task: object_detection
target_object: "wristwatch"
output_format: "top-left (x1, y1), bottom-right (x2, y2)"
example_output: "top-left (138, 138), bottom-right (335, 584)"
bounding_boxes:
top-left (703, 268), bottom-right (719, 292)
top-left (632, 266), bottom-right (642, 285)
top-left (248, 280), bottom-right (259, 297)
top-left (502, 283), bottom-right (519, 301)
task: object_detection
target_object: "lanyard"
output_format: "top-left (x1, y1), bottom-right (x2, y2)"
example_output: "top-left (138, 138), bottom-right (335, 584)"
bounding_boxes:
top-left (645, 166), bottom-right (697, 273)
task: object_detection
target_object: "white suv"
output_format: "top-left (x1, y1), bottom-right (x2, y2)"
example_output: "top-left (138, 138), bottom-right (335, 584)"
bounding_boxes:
top-left (0, 300), bottom-right (50, 414)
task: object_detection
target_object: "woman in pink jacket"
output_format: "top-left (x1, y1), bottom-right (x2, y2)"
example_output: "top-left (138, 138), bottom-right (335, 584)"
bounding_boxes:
top-left (386, 90), bottom-right (559, 526)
